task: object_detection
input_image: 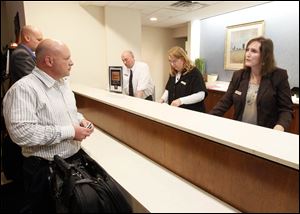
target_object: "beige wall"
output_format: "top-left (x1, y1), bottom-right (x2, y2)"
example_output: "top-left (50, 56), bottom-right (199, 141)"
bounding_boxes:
top-left (23, 2), bottom-right (146, 90)
top-left (141, 27), bottom-right (184, 100)
top-left (172, 25), bottom-right (187, 38)
top-left (105, 6), bottom-right (141, 66)
top-left (4, 2), bottom-right (184, 99)
top-left (23, 1), bottom-right (106, 88)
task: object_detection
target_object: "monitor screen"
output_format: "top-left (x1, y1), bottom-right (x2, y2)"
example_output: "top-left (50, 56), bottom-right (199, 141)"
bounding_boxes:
top-left (109, 66), bottom-right (123, 93)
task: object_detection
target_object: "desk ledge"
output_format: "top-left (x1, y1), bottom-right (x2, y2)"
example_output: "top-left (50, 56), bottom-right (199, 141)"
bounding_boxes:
top-left (81, 128), bottom-right (239, 213)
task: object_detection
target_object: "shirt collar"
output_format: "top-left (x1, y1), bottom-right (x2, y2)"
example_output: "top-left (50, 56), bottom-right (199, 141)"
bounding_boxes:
top-left (131, 63), bottom-right (136, 72)
top-left (126, 62), bottom-right (136, 73)
top-left (32, 67), bottom-right (66, 88)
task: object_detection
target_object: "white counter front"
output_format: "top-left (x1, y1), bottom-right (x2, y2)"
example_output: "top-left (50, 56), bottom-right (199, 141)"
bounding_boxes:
top-left (82, 128), bottom-right (238, 212)
top-left (71, 83), bottom-right (299, 170)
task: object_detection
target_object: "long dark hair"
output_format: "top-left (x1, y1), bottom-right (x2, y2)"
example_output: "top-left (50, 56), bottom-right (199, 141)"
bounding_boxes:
top-left (244, 37), bottom-right (276, 76)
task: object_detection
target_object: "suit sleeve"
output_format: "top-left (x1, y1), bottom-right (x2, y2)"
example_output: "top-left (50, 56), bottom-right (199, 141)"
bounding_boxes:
top-left (209, 71), bottom-right (241, 116)
top-left (274, 70), bottom-right (293, 130)
top-left (11, 51), bottom-right (35, 82)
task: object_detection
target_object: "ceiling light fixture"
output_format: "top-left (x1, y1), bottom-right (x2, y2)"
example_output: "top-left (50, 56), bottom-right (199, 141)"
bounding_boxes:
top-left (150, 17), bottom-right (158, 22)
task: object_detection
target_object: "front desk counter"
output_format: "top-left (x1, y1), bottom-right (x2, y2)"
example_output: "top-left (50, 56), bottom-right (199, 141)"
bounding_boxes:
top-left (83, 127), bottom-right (238, 213)
top-left (72, 83), bottom-right (299, 213)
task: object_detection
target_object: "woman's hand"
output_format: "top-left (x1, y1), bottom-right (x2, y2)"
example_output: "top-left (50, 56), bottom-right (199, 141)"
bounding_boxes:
top-left (171, 99), bottom-right (182, 107)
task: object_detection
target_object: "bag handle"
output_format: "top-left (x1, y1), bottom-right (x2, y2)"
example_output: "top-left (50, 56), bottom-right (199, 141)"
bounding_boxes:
top-left (54, 155), bottom-right (72, 177)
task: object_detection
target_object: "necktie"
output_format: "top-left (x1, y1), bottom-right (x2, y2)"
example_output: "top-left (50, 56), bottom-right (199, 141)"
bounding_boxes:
top-left (129, 69), bottom-right (134, 96)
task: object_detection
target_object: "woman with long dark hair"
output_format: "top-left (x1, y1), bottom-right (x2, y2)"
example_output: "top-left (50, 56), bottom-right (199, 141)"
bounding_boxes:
top-left (210, 37), bottom-right (293, 131)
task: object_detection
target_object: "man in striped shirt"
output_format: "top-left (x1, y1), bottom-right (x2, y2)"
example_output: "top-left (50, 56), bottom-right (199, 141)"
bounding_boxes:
top-left (3, 39), bottom-right (94, 212)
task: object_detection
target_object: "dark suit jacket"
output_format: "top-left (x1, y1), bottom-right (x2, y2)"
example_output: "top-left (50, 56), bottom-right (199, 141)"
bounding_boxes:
top-left (166, 67), bottom-right (208, 112)
top-left (210, 68), bottom-right (293, 130)
top-left (9, 45), bottom-right (36, 84)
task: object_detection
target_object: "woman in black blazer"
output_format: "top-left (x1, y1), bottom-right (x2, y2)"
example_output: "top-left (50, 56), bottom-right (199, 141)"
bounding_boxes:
top-left (210, 37), bottom-right (293, 131)
top-left (159, 46), bottom-right (208, 112)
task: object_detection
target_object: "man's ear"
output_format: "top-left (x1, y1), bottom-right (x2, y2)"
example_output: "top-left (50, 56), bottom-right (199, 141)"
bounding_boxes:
top-left (24, 34), bottom-right (31, 42)
top-left (45, 56), bottom-right (53, 67)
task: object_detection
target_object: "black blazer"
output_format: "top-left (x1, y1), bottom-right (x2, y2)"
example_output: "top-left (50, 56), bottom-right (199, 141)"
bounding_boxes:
top-left (166, 67), bottom-right (208, 112)
top-left (9, 45), bottom-right (36, 84)
top-left (210, 68), bottom-right (293, 130)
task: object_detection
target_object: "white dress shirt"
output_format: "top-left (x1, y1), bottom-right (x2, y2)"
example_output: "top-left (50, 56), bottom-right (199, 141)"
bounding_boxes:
top-left (3, 67), bottom-right (84, 160)
top-left (123, 61), bottom-right (154, 99)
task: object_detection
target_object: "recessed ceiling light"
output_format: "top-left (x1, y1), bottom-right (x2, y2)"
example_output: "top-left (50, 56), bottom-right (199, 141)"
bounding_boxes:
top-left (150, 17), bottom-right (157, 22)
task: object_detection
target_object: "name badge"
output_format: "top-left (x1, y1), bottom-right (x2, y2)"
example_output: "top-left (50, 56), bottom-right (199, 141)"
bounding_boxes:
top-left (235, 90), bottom-right (242, 95)
top-left (180, 81), bottom-right (186, 85)
top-left (124, 73), bottom-right (128, 76)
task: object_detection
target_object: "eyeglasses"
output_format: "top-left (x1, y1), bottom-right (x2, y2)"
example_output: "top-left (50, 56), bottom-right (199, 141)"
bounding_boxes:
top-left (169, 58), bottom-right (179, 65)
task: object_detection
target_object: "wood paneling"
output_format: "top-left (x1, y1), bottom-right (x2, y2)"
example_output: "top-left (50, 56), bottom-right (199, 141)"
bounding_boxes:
top-left (75, 93), bottom-right (299, 213)
top-left (205, 89), bottom-right (234, 118)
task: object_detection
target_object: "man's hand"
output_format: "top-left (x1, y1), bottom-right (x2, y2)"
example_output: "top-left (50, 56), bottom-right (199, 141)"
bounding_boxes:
top-left (74, 120), bottom-right (94, 140)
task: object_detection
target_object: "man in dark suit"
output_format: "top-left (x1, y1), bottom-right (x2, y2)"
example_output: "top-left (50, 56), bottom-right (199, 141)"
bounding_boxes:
top-left (9, 25), bottom-right (43, 85)
top-left (3, 25), bottom-right (43, 188)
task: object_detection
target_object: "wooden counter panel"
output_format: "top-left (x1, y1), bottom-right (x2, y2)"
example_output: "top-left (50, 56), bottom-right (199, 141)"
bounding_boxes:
top-left (75, 93), bottom-right (299, 213)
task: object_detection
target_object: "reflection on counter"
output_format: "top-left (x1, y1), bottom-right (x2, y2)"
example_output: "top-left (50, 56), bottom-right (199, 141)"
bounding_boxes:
top-left (206, 81), bottom-right (229, 92)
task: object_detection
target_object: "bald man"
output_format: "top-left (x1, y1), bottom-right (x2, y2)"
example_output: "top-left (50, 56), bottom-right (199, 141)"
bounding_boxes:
top-left (2, 25), bottom-right (43, 186)
top-left (3, 39), bottom-right (94, 212)
top-left (9, 25), bottom-right (43, 84)
top-left (121, 50), bottom-right (155, 100)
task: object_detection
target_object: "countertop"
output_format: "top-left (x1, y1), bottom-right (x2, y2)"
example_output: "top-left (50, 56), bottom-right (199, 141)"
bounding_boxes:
top-left (71, 83), bottom-right (299, 170)
top-left (82, 128), bottom-right (239, 212)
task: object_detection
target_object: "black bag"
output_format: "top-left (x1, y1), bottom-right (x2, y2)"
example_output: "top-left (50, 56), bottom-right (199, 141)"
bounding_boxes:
top-left (51, 153), bottom-right (132, 213)
top-left (2, 134), bottom-right (24, 183)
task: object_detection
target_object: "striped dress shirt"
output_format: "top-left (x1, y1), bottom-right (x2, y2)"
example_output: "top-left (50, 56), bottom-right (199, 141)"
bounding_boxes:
top-left (3, 67), bottom-right (84, 160)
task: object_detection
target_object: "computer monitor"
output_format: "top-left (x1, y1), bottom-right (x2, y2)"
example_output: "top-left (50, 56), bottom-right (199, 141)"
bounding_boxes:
top-left (109, 66), bottom-right (123, 93)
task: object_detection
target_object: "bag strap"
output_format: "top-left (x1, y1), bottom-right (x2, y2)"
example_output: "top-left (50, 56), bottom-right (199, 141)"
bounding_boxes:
top-left (54, 155), bottom-right (72, 177)
top-left (54, 154), bottom-right (95, 181)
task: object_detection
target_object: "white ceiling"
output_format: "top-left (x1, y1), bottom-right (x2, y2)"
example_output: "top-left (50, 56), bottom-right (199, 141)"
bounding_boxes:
top-left (80, 1), bottom-right (270, 28)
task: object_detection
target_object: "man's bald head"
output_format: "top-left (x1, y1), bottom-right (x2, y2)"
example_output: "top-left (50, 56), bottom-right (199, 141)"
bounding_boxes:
top-left (121, 50), bottom-right (134, 59)
top-left (36, 39), bottom-right (65, 61)
top-left (20, 25), bottom-right (43, 51)
top-left (121, 50), bottom-right (135, 69)
top-left (36, 39), bottom-right (73, 80)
